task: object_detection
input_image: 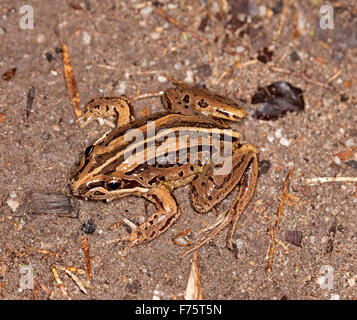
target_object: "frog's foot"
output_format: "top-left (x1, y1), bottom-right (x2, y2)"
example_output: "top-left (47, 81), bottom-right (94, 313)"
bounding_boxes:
top-left (104, 217), bottom-right (139, 257)
top-left (181, 209), bottom-right (234, 257)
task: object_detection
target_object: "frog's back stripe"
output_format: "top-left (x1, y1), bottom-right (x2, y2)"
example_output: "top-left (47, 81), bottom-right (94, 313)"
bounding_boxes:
top-left (72, 114), bottom-right (240, 189)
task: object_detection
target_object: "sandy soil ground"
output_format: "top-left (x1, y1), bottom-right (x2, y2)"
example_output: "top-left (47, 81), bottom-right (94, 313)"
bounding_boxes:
top-left (0, 0), bottom-right (356, 300)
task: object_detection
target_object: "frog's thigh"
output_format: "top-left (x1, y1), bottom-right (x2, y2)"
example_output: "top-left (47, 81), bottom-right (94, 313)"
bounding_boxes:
top-left (130, 185), bottom-right (181, 246)
top-left (191, 144), bottom-right (257, 213)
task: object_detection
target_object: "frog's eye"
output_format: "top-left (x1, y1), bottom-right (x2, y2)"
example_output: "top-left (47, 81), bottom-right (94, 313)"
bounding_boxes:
top-left (84, 145), bottom-right (94, 157)
top-left (106, 180), bottom-right (122, 190)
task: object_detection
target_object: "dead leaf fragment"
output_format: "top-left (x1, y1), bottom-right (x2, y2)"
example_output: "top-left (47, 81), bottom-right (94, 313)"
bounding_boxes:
top-left (333, 147), bottom-right (357, 162)
top-left (184, 251), bottom-right (202, 300)
top-left (285, 230), bottom-right (303, 247)
top-left (251, 82), bottom-right (305, 120)
top-left (62, 43), bottom-right (82, 118)
top-left (2, 68), bottom-right (16, 81)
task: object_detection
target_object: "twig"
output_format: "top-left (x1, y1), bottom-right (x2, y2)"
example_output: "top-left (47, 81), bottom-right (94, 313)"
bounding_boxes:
top-left (81, 236), bottom-right (92, 281)
top-left (184, 250), bottom-right (202, 300)
top-left (51, 265), bottom-right (68, 297)
top-left (65, 269), bottom-right (87, 294)
top-left (62, 43), bottom-right (82, 118)
top-left (215, 59), bottom-right (258, 85)
top-left (305, 177), bottom-right (357, 185)
top-left (268, 66), bottom-right (336, 92)
top-left (25, 87), bottom-right (35, 120)
top-left (275, 0), bottom-right (293, 38)
top-left (266, 169), bottom-right (293, 273)
top-left (155, 7), bottom-right (207, 43)
top-left (328, 70), bottom-right (342, 83)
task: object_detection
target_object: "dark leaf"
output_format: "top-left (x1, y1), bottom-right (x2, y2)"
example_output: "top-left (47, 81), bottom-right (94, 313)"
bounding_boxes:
top-left (285, 230), bottom-right (303, 247)
top-left (251, 82), bottom-right (305, 120)
top-left (257, 47), bottom-right (273, 63)
top-left (45, 52), bottom-right (54, 62)
top-left (2, 68), bottom-right (16, 81)
top-left (198, 15), bottom-right (209, 32)
top-left (290, 50), bottom-right (300, 62)
top-left (258, 160), bottom-right (271, 176)
top-left (272, 0), bottom-right (283, 15)
top-left (345, 160), bottom-right (357, 170)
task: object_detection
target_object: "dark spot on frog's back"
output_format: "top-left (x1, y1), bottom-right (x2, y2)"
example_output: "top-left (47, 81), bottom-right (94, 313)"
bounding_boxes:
top-left (198, 99), bottom-right (209, 108)
top-left (183, 95), bottom-right (190, 103)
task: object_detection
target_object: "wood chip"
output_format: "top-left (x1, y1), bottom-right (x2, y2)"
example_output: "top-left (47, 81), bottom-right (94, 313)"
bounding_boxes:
top-left (25, 87), bottom-right (35, 119)
top-left (51, 265), bottom-right (68, 297)
top-left (26, 192), bottom-right (79, 218)
top-left (62, 43), bottom-right (82, 118)
top-left (65, 269), bottom-right (87, 294)
top-left (184, 250), bottom-right (202, 300)
top-left (285, 230), bottom-right (303, 247)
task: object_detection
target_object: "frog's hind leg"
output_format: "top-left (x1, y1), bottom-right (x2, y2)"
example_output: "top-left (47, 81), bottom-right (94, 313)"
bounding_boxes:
top-left (184, 145), bottom-right (258, 257)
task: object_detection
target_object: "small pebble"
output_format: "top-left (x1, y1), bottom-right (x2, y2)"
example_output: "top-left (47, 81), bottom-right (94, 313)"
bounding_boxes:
top-left (275, 128), bottom-right (282, 139)
top-left (258, 5), bottom-right (267, 17)
top-left (347, 278), bottom-right (355, 287)
top-left (118, 82), bottom-right (127, 95)
top-left (140, 5), bottom-right (153, 16)
top-left (81, 219), bottom-right (96, 234)
top-left (333, 156), bottom-right (342, 166)
top-left (82, 31), bottom-right (91, 45)
top-left (6, 198), bottom-right (20, 213)
top-left (36, 33), bottom-right (45, 43)
top-left (10, 191), bottom-right (17, 198)
top-left (345, 138), bottom-right (355, 148)
top-left (50, 70), bottom-right (58, 76)
top-left (267, 135), bottom-right (275, 142)
top-left (235, 238), bottom-right (244, 250)
top-left (236, 46), bottom-right (245, 53)
top-left (184, 70), bottom-right (194, 83)
top-left (279, 137), bottom-right (290, 147)
top-left (150, 32), bottom-right (160, 40)
top-left (0, 27), bottom-right (5, 35)
top-left (330, 294), bottom-right (340, 300)
top-left (157, 75), bottom-right (167, 83)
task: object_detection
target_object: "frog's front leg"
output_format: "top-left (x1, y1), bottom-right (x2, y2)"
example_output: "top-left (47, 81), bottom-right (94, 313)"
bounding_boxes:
top-left (77, 97), bottom-right (132, 128)
top-left (112, 185), bottom-right (181, 255)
